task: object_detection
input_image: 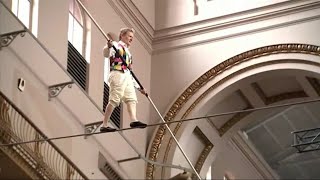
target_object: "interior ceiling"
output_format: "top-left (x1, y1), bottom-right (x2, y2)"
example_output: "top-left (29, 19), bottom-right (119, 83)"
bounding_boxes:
top-left (244, 102), bottom-right (320, 179)
top-left (0, 150), bottom-right (31, 180)
top-left (206, 70), bottom-right (320, 179)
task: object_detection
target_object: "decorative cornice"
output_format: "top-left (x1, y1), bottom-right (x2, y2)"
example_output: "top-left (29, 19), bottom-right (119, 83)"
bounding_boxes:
top-left (154, 1), bottom-right (320, 41)
top-left (106, 1), bottom-right (320, 55)
top-left (153, 14), bottom-right (320, 55)
top-left (146, 44), bottom-right (320, 179)
top-left (152, 2), bottom-right (320, 54)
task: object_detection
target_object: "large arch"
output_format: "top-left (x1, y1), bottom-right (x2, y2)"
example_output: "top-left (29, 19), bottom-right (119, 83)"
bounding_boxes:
top-left (146, 44), bottom-right (320, 179)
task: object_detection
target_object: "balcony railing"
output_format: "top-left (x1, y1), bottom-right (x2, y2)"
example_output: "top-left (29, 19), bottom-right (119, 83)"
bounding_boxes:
top-left (0, 90), bottom-right (88, 180)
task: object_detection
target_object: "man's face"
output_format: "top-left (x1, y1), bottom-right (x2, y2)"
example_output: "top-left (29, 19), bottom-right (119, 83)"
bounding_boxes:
top-left (121, 31), bottom-right (134, 47)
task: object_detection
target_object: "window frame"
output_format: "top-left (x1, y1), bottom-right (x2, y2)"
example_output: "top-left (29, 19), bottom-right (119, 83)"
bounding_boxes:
top-left (12, 0), bottom-right (33, 30)
top-left (68, 0), bottom-right (87, 57)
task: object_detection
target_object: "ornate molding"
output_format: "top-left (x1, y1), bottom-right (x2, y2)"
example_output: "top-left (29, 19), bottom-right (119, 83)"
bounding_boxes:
top-left (104, 1), bottom-right (320, 55)
top-left (163, 60), bottom-right (318, 179)
top-left (84, 121), bottom-right (101, 139)
top-left (154, 1), bottom-right (320, 40)
top-left (102, 0), bottom-right (320, 54)
top-left (48, 81), bottom-right (74, 101)
top-left (162, 66), bottom-right (260, 177)
top-left (153, 2), bottom-right (320, 54)
top-left (0, 30), bottom-right (26, 50)
top-left (146, 44), bottom-right (320, 179)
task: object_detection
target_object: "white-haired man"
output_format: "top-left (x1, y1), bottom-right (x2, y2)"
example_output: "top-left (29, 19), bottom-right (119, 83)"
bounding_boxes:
top-left (101, 28), bottom-right (147, 132)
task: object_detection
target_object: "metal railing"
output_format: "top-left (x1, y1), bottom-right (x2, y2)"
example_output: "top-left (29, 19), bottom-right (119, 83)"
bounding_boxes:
top-left (0, 91), bottom-right (88, 180)
top-left (292, 127), bottom-right (320, 153)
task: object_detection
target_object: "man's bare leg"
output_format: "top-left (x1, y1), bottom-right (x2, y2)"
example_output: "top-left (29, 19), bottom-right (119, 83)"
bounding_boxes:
top-left (100, 103), bottom-right (117, 132)
top-left (127, 101), bottom-right (147, 128)
top-left (103, 103), bottom-right (115, 127)
top-left (127, 101), bottom-right (137, 121)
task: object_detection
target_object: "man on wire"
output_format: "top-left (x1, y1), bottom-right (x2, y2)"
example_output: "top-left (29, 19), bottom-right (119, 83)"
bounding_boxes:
top-left (101, 28), bottom-right (147, 132)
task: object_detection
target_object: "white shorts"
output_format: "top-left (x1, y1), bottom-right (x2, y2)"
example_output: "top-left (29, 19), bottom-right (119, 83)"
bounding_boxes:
top-left (108, 70), bottom-right (137, 107)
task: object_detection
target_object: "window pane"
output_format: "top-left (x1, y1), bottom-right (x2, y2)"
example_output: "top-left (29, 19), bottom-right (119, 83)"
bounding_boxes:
top-left (12, 0), bottom-right (18, 15)
top-left (73, 19), bottom-right (83, 53)
top-left (69, 0), bottom-right (74, 13)
top-left (69, 0), bottom-right (83, 26)
top-left (68, 0), bottom-right (85, 56)
top-left (18, 0), bottom-right (30, 28)
top-left (68, 13), bottom-right (74, 42)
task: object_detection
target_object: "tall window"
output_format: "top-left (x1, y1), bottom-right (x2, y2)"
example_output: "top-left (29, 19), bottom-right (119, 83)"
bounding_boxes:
top-left (68, 0), bottom-right (84, 54)
top-left (12, 0), bottom-right (31, 28)
top-left (67, 0), bottom-right (88, 92)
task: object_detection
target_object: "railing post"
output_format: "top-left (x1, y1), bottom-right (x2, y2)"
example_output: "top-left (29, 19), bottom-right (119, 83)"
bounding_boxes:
top-left (66, 164), bottom-right (75, 179)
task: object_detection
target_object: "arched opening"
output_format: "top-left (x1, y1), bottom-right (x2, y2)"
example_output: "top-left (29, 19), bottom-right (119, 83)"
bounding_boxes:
top-left (147, 44), bottom-right (320, 179)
